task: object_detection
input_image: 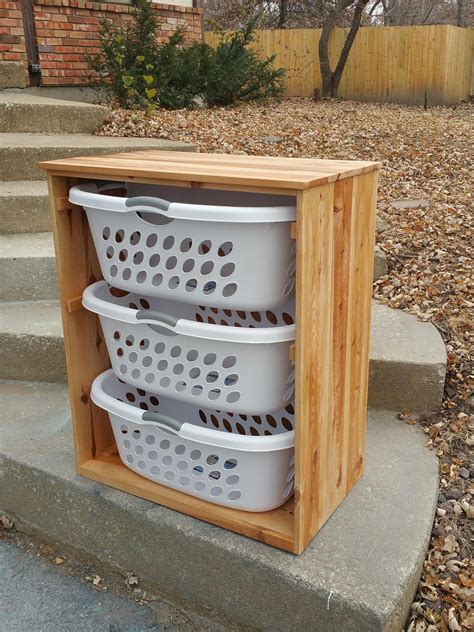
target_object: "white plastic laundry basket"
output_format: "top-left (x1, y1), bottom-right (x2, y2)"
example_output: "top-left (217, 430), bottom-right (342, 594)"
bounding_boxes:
top-left (70, 182), bottom-right (296, 310)
top-left (84, 281), bottom-right (295, 415)
top-left (92, 370), bottom-right (295, 512)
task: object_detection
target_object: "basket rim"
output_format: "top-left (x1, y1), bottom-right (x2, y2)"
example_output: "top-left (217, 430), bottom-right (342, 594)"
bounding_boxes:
top-left (93, 370), bottom-right (295, 452)
top-left (84, 281), bottom-right (295, 344)
top-left (69, 182), bottom-right (296, 224)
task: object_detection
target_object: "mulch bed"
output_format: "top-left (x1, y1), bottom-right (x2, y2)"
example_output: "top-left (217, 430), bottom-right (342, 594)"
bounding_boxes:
top-left (98, 98), bottom-right (473, 631)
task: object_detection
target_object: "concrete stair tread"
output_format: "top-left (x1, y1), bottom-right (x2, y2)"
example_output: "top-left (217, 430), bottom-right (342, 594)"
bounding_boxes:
top-left (0, 232), bottom-right (54, 258)
top-left (0, 180), bottom-right (49, 197)
top-left (0, 300), bottom-right (62, 337)
top-left (0, 233), bottom-right (57, 301)
top-left (371, 302), bottom-right (445, 365)
top-left (0, 378), bottom-right (438, 631)
top-left (0, 181), bottom-right (50, 235)
top-left (0, 299), bottom-right (446, 410)
top-left (0, 96), bottom-right (107, 135)
top-left (0, 93), bottom-right (104, 108)
top-left (0, 134), bottom-right (196, 181)
top-left (0, 133), bottom-right (193, 149)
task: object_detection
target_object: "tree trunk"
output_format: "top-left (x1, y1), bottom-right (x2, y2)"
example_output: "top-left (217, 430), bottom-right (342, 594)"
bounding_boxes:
top-left (457, 0), bottom-right (466, 27)
top-left (318, 5), bottom-right (336, 97)
top-left (277, 0), bottom-right (288, 29)
top-left (319, 0), bottom-right (369, 98)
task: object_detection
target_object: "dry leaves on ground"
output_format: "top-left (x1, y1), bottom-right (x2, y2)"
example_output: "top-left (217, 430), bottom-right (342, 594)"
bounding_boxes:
top-left (98, 98), bottom-right (473, 630)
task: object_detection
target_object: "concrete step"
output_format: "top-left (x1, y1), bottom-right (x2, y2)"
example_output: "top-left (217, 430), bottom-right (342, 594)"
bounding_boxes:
top-left (373, 246), bottom-right (388, 280)
top-left (0, 93), bottom-right (108, 134)
top-left (0, 134), bottom-right (195, 181)
top-left (0, 181), bottom-right (50, 234)
top-left (369, 303), bottom-right (446, 411)
top-left (0, 378), bottom-right (439, 632)
top-left (0, 299), bottom-right (446, 412)
top-left (0, 233), bottom-right (58, 300)
top-left (0, 301), bottom-right (65, 382)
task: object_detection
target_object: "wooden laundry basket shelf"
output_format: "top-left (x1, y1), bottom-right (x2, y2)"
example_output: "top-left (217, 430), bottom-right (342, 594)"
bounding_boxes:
top-left (40, 151), bottom-right (380, 555)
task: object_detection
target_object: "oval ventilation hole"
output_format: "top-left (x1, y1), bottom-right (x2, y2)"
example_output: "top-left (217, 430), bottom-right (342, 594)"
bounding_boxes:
top-left (163, 235), bottom-right (175, 250)
top-left (180, 237), bottom-right (192, 252)
top-left (146, 234), bottom-right (158, 248)
top-left (198, 240), bottom-right (212, 255)
top-left (200, 261), bottom-right (214, 275)
top-left (218, 241), bottom-right (233, 257)
top-left (152, 273), bottom-right (163, 287)
top-left (222, 356), bottom-right (236, 369)
top-left (222, 283), bottom-right (237, 297)
top-left (133, 251), bottom-right (144, 265)
top-left (203, 281), bottom-right (216, 295)
top-left (182, 258), bottom-right (194, 273)
top-left (130, 231), bottom-right (141, 246)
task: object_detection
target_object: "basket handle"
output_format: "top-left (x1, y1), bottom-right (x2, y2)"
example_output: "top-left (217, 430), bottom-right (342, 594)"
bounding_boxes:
top-left (136, 310), bottom-right (178, 327)
top-left (141, 411), bottom-right (183, 435)
top-left (125, 196), bottom-right (171, 214)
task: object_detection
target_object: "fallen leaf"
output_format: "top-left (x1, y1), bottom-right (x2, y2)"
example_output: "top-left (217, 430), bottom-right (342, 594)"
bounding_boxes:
top-left (51, 556), bottom-right (65, 565)
top-left (125, 573), bottom-right (139, 587)
top-left (0, 515), bottom-right (13, 530)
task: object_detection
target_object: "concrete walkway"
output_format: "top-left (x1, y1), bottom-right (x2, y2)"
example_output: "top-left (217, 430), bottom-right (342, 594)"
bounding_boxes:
top-left (0, 537), bottom-right (227, 632)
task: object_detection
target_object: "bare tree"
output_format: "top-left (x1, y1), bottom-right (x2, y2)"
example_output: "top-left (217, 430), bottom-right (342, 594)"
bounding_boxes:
top-left (278, 0), bottom-right (289, 27)
top-left (456, 0), bottom-right (467, 25)
top-left (318, 0), bottom-right (370, 97)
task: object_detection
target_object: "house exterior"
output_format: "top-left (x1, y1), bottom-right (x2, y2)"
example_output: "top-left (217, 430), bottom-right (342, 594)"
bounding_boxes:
top-left (0, 0), bottom-right (202, 87)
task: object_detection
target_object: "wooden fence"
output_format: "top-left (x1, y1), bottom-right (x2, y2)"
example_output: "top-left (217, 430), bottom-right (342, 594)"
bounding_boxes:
top-left (204, 25), bottom-right (473, 106)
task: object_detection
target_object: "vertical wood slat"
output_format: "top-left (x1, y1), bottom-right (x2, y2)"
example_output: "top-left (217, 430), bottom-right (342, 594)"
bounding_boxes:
top-left (294, 171), bottom-right (378, 554)
top-left (204, 25), bottom-right (473, 106)
top-left (294, 184), bottom-right (334, 552)
top-left (47, 175), bottom-right (113, 466)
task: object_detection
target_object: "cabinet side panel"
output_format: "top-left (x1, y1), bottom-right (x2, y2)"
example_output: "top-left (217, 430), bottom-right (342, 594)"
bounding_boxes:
top-left (344, 171), bottom-right (378, 489)
top-left (294, 183), bottom-right (335, 552)
top-left (294, 171), bottom-right (378, 554)
top-left (47, 175), bottom-right (113, 465)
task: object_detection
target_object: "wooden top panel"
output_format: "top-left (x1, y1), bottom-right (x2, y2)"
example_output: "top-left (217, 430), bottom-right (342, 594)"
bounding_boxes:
top-left (39, 150), bottom-right (380, 190)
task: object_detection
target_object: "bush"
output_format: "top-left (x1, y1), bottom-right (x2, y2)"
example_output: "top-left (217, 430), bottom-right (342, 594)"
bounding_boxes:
top-left (89, 0), bottom-right (161, 110)
top-left (204, 19), bottom-right (285, 107)
top-left (89, 0), bottom-right (284, 110)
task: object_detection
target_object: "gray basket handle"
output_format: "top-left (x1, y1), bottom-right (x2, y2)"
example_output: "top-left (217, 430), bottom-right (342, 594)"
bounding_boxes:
top-left (125, 196), bottom-right (171, 213)
top-left (136, 310), bottom-right (178, 327)
top-left (141, 411), bottom-right (183, 434)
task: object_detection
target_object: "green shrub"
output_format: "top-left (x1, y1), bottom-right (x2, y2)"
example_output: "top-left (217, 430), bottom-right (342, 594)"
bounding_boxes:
top-left (89, 0), bottom-right (160, 109)
top-left (204, 19), bottom-right (285, 107)
top-left (89, 0), bottom-right (284, 110)
top-left (153, 30), bottom-right (214, 110)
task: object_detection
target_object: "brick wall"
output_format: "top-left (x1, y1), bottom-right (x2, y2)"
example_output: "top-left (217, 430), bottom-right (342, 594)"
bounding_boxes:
top-left (0, 0), bottom-right (202, 86)
top-left (0, 0), bottom-right (28, 75)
